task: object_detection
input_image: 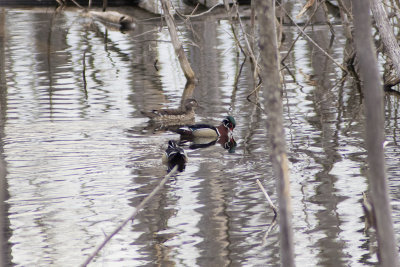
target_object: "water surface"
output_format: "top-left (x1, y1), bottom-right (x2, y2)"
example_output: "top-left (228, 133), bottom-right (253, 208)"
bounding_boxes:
top-left (0, 6), bottom-right (399, 267)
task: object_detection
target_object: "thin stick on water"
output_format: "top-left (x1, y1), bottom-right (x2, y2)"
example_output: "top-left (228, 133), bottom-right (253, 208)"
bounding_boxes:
top-left (80, 166), bottom-right (178, 267)
top-left (256, 179), bottom-right (278, 217)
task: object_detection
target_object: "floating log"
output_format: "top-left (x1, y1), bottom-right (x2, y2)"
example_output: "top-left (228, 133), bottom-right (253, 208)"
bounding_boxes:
top-left (87, 10), bottom-right (136, 31)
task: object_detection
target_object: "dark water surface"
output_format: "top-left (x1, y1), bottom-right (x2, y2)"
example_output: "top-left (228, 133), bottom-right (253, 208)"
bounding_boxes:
top-left (0, 6), bottom-right (399, 267)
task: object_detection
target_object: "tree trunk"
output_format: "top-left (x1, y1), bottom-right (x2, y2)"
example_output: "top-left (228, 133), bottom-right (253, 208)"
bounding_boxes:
top-left (254, 0), bottom-right (295, 266)
top-left (352, 1), bottom-right (399, 266)
top-left (370, 0), bottom-right (400, 78)
top-left (160, 0), bottom-right (196, 83)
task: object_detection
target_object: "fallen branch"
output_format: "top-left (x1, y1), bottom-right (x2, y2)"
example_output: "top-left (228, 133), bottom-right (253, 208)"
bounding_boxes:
top-left (80, 166), bottom-right (178, 267)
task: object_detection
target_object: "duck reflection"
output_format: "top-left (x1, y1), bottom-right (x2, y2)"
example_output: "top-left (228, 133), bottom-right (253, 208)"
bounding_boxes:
top-left (180, 135), bottom-right (237, 153)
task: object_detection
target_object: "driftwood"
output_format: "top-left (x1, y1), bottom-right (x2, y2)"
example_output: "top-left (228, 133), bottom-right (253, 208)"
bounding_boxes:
top-left (352, 1), bottom-right (399, 266)
top-left (87, 10), bottom-right (136, 31)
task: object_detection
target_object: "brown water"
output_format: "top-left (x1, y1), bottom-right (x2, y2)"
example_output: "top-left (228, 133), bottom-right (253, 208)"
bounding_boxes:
top-left (0, 6), bottom-right (399, 267)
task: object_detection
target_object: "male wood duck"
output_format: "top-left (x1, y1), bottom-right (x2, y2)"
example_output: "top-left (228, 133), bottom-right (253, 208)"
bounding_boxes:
top-left (182, 135), bottom-right (237, 153)
top-left (176, 116), bottom-right (236, 138)
top-left (162, 140), bottom-right (188, 172)
top-left (141, 99), bottom-right (199, 123)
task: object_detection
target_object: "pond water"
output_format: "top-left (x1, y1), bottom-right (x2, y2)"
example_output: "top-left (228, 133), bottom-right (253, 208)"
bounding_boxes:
top-left (0, 5), bottom-right (399, 267)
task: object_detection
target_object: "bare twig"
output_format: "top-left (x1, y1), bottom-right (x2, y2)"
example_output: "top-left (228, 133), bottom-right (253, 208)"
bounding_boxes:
top-left (80, 166), bottom-right (178, 267)
top-left (175, 3), bottom-right (221, 19)
top-left (229, 1), bottom-right (262, 95)
top-left (256, 179), bottom-right (278, 217)
top-left (282, 7), bottom-right (348, 73)
top-left (336, 0), bottom-right (353, 20)
top-left (322, 2), bottom-right (335, 36)
top-left (281, 0), bottom-right (325, 63)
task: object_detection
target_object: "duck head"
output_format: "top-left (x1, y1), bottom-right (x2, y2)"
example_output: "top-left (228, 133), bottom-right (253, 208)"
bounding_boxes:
top-left (222, 116), bottom-right (236, 131)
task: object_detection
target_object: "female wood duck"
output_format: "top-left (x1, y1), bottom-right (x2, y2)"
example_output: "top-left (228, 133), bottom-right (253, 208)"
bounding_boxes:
top-left (162, 140), bottom-right (188, 172)
top-left (141, 99), bottom-right (199, 123)
top-left (176, 116), bottom-right (236, 138)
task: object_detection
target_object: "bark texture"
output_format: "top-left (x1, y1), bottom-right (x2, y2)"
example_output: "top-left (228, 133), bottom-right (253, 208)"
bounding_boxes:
top-left (352, 1), bottom-right (399, 266)
top-left (370, 0), bottom-right (400, 78)
top-left (254, 1), bottom-right (295, 266)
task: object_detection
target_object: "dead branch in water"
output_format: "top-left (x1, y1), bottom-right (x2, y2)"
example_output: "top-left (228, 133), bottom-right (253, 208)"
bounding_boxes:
top-left (160, 0), bottom-right (196, 83)
top-left (80, 166), bottom-right (178, 267)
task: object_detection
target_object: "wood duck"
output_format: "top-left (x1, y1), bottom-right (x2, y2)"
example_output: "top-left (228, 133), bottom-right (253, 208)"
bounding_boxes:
top-left (141, 99), bottom-right (199, 123)
top-left (176, 116), bottom-right (236, 138)
top-left (182, 135), bottom-right (237, 153)
top-left (162, 140), bottom-right (188, 172)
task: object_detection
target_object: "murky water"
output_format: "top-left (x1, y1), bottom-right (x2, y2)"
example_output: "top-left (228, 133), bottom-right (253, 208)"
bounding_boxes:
top-left (0, 5), bottom-right (399, 267)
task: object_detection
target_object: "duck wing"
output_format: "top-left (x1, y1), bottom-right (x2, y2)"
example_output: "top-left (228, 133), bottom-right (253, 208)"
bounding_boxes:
top-left (141, 108), bottom-right (184, 118)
